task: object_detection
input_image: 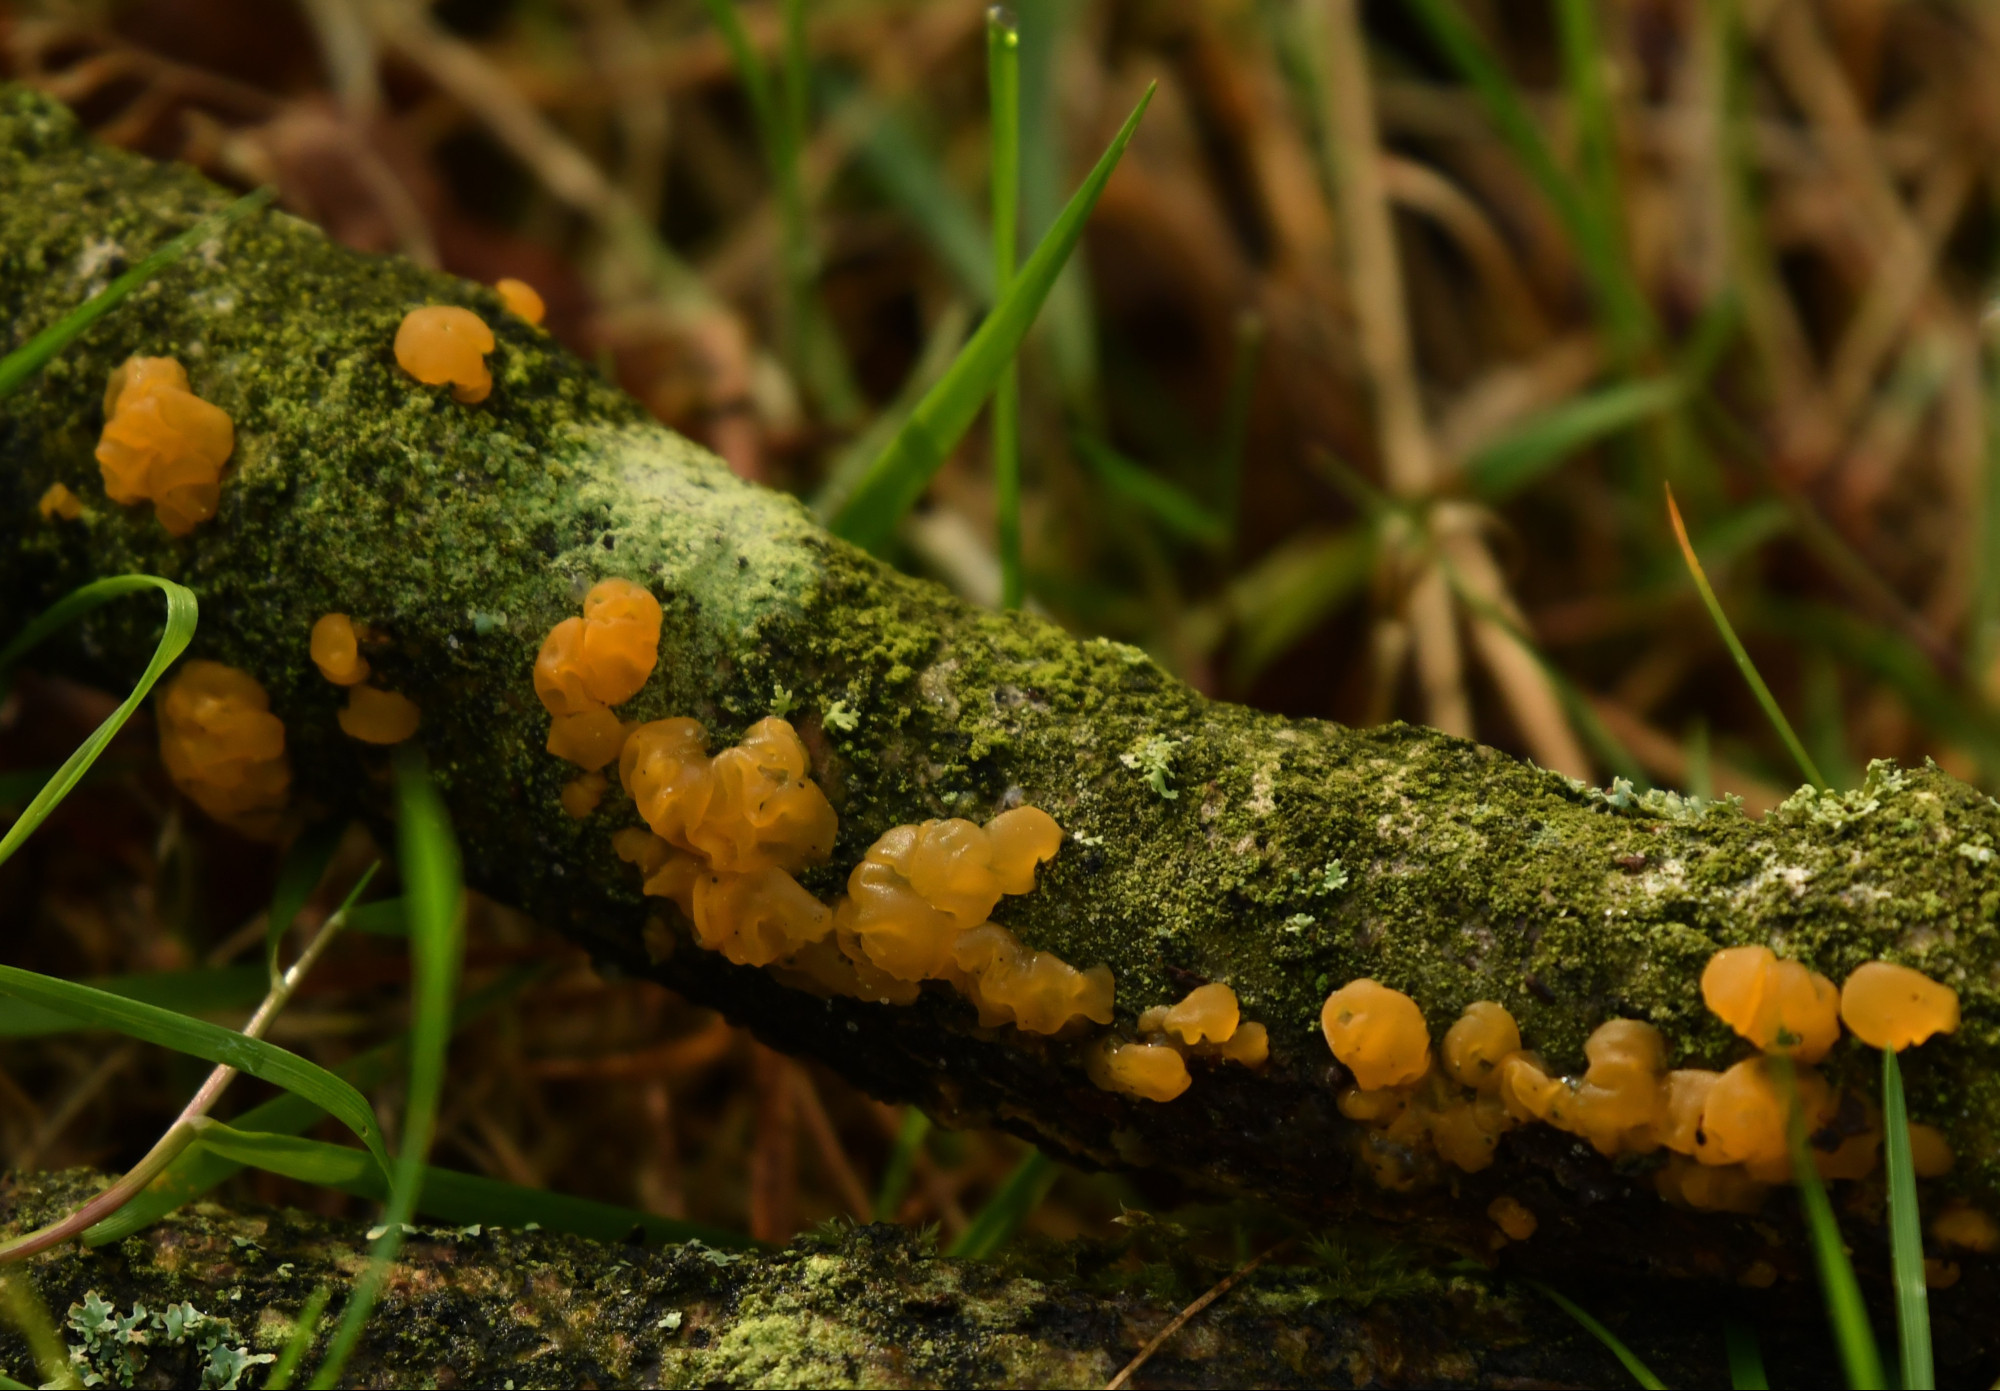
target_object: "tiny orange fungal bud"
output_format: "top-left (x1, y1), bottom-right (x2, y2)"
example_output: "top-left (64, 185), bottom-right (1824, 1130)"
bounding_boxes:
top-left (561, 771), bottom-right (608, 819)
top-left (1160, 982), bottom-right (1239, 1046)
top-left (1488, 1195), bottom-right (1537, 1241)
top-left (158, 660), bottom-right (291, 836)
top-left (1840, 961), bottom-right (1959, 1051)
top-left (38, 483), bottom-right (81, 521)
top-left (1925, 1258), bottom-right (1961, 1290)
top-left (1321, 978), bottom-right (1430, 1091)
top-left (337, 686), bottom-right (421, 745)
top-left (1442, 1001), bottom-right (1519, 1091)
top-left (96, 355), bottom-right (234, 535)
top-left (495, 277), bottom-right (546, 325)
top-left (309, 613), bottom-right (371, 686)
top-left (394, 305), bottom-right (496, 404)
top-left (1908, 1122), bottom-right (1953, 1178)
top-left (547, 708), bottom-right (633, 771)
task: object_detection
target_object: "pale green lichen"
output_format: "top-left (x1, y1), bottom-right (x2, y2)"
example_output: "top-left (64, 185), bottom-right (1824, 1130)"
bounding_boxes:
top-left (1118, 735), bottom-right (1184, 800)
top-left (64, 1291), bottom-right (271, 1389)
top-left (823, 699), bottom-right (858, 733)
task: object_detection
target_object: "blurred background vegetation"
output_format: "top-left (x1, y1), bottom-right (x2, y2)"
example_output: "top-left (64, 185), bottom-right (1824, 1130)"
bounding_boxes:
top-left (4, 0), bottom-right (2000, 1255)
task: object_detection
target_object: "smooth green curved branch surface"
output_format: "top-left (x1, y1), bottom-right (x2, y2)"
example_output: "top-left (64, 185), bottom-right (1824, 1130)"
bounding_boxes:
top-left (1, 87), bottom-right (1997, 1313)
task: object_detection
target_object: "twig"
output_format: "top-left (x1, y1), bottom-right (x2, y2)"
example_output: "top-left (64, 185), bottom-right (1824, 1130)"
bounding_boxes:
top-left (1103, 1238), bottom-right (1294, 1391)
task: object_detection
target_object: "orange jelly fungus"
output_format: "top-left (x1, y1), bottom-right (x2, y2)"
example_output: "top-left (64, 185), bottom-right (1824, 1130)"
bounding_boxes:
top-left (96, 356), bottom-right (234, 535)
top-left (1839, 961), bottom-right (1960, 1051)
top-left (1132, 983), bottom-right (1268, 1073)
top-left (560, 772), bottom-right (608, 819)
top-left (534, 580), bottom-right (664, 770)
top-left (949, 923), bottom-right (1114, 1035)
top-left (1701, 946), bottom-right (1841, 1062)
top-left (1321, 979), bottom-right (1430, 1090)
top-left (1908, 1123), bottom-right (1953, 1178)
top-left (38, 483), bottom-right (81, 521)
top-left (1086, 1039), bottom-right (1191, 1103)
top-left (1653, 1155), bottom-right (1768, 1215)
top-left (1488, 1195), bottom-right (1537, 1241)
top-left (548, 708), bottom-right (633, 772)
top-left (1925, 1259), bottom-right (1961, 1290)
top-left (308, 613), bottom-right (370, 686)
top-left (337, 686), bottom-right (421, 745)
top-left (1931, 1206), bottom-right (2000, 1254)
top-left (1442, 1001), bottom-right (1520, 1091)
top-left (158, 660), bottom-right (291, 835)
top-left (494, 277), bottom-right (546, 325)
top-left (394, 306), bottom-right (496, 404)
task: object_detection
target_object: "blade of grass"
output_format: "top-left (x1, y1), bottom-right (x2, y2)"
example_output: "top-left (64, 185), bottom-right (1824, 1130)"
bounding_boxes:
top-left (82, 967), bottom-right (540, 1246)
top-left (1208, 528), bottom-right (1375, 682)
top-left (0, 965), bottom-right (387, 1175)
top-left (1017, 0), bottom-right (1101, 417)
top-left (0, 1273), bottom-right (76, 1389)
top-left (814, 300), bottom-right (974, 522)
top-left (873, 1107), bottom-right (932, 1222)
top-left (1074, 433), bottom-right (1228, 547)
top-left (263, 1286), bottom-right (330, 1391)
top-left (1881, 1048), bottom-right (1933, 1390)
top-left (1723, 1318), bottom-right (1769, 1389)
top-left (1216, 310), bottom-right (1264, 541)
top-left (1522, 1279), bottom-right (1665, 1390)
top-left (0, 965), bottom-right (268, 1038)
top-left (0, 576), bottom-right (196, 867)
top-left (1466, 378), bottom-right (1683, 500)
top-left (0, 186), bottom-right (272, 398)
top-left (947, 1149), bottom-right (1056, 1258)
top-left (309, 752), bottom-right (466, 1387)
top-left (847, 92), bottom-right (992, 299)
top-left (990, 5), bottom-right (1024, 609)
top-left (1781, 1059), bottom-right (1887, 1390)
top-left (266, 821), bottom-right (347, 984)
top-left (830, 83), bottom-right (1155, 550)
top-left (1664, 485), bottom-right (1826, 789)
top-left (1973, 341), bottom-right (2000, 683)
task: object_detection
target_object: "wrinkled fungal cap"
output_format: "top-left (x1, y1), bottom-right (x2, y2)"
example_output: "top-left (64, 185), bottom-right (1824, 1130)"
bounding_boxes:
top-left (1660, 1069), bottom-right (1720, 1156)
top-left (394, 305), bottom-right (496, 403)
top-left (1087, 1040), bottom-right (1191, 1102)
top-left (578, 579), bottom-right (663, 704)
top-left (495, 277), bottom-right (546, 325)
top-left (951, 922), bottom-right (1114, 1034)
top-left (1839, 961), bottom-right (1959, 1051)
top-left (1441, 1001), bottom-right (1520, 1091)
top-left (1697, 1057), bottom-right (1820, 1169)
top-left (157, 660), bottom-right (291, 834)
top-left (38, 483), bottom-right (81, 521)
top-left (337, 686), bottom-right (421, 745)
top-left (1160, 982), bottom-right (1239, 1046)
top-left (985, 806), bottom-right (1063, 894)
top-left (1701, 946), bottom-right (1841, 1060)
top-left (560, 772), bottom-right (608, 819)
top-left (95, 355), bottom-right (234, 535)
top-left (547, 708), bottom-right (633, 771)
top-left (309, 613), bottom-right (370, 686)
top-left (1320, 979), bottom-right (1431, 1091)
top-left (690, 866), bottom-right (832, 967)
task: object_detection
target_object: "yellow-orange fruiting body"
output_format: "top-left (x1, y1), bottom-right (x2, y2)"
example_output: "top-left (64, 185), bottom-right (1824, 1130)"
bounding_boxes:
top-left (1653, 1155), bottom-right (1769, 1213)
top-left (1488, 1195), bottom-right (1537, 1241)
top-left (1926, 1259), bottom-right (1961, 1290)
top-left (560, 772), bottom-right (607, 819)
top-left (612, 827), bottom-right (673, 876)
top-left (690, 866), bottom-right (833, 967)
top-left (1213, 1021), bottom-right (1269, 1068)
top-left (38, 483), bottom-right (81, 521)
top-left (771, 934), bottom-right (924, 1007)
top-left (309, 613), bottom-right (370, 686)
top-left (1442, 1001), bottom-right (1520, 1091)
top-left (1814, 1127), bottom-right (1881, 1183)
top-left (1548, 1019), bottom-right (1666, 1156)
top-left (1840, 961), bottom-right (1960, 1051)
top-left (1497, 1053), bottom-right (1561, 1124)
top-left (158, 660), bottom-right (291, 834)
top-left (394, 305), bottom-right (496, 403)
top-left (96, 355), bottom-right (234, 535)
top-left (579, 579), bottom-right (663, 704)
top-left (1908, 1122), bottom-right (1953, 1177)
top-left (1701, 946), bottom-right (1841, 1061)
top-left (1660, 1069), bottom-right (1720, 1156)
top-left (1697, 1058), bottom-right (1829, 1170)
top-left (621, 718), bottom-right (714, 844)
top-left (1321, 979), bottom-right (1430, 1091)
top-left (1087, 1039), bottom-right (1191, 1102)
top-left (984, 806), bottom-right (1063, 893)
top-left (1337, 1086), bottom-right (1408, 1125)
top-left (495, 277), bottom-right (545, 325)
top-left (1931, 1206), bottom-right (1999, 1253)
top-left (1160, 982), bottom-right (1239, 1045)
top-left (692, 718), bottom-right (838, 872)
top-left (547, 708), bottom-right (632, 771)
top-left (1430, 1092), bottom-right (1513, 1173)
top-left (337, 686), bottom-right (421, 744)
top-left (948, 922), bottom-right (1114, 1034)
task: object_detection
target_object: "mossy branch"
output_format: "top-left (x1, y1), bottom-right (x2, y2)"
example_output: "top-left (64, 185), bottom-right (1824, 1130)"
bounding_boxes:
top-left (3, 86), bottom-right (1999, 1300)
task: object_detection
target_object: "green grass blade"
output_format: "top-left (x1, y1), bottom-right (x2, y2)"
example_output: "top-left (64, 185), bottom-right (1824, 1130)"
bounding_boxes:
top-left (1723, 1319), bottom-right (1768, 1389)
top-left (948, 1149), bottom-right (1056, 1259)
top-left (990, 5), bottom-right (1024, 610)
top-left (341, 897), bottom-right (411, 937)
top-left (81, 967), bottom-right (538, 1246)
top-left (1783, 1062), bottom-right (1887, 1390)
top-left (1016, 0), bottom-right (1101, 415)
top-left (311, 752), bottom-right (466, 1387)
top-left (0, 576), bottom-right (196, 867)
top-left (1216, 311), bottom-right (1263, 541)
top-left (0, 186), bottom-right (272, 398)
top-left (1074, 433), bottom-right (1227, 547)
top-left (263, 1286), bottom-right (330, 1391)
top-left (0, 965), bottom-right (388, 1176)
top-left (1973, 344), bottom-right (2000, 681)
top-left (265, 822), bottom-right (347, 983)
top-left (0, 965), bottom-right (267, 1038)
top-left (185, 1122), bottom-right (751, 1249)
top-left (1523, 1279), bottom-right (1665, 1390)
top-left (1882, 1048), bottom-right (1934, 1390)
top-left (1664, 486), bottom-right (1826, 790)
top-left (848, 96), bottom-right (993, 300)
top-left (873, 1107), bottom-right (931, 1222)
top-left (1467, 378), bottom-right (1682, 500)
top-left (0, 1273), bottom-right (75, 1389)
top-left (830, 82), bottom-right (1155, 551)
top-left (1215, 528), bottom-right (1375, 682)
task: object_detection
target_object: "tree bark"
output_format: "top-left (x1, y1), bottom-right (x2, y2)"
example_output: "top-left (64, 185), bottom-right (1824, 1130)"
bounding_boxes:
top-left (0, 1167), bottom-right (1852, 1389)
top-left (3, 84), bottom-right (1998, 1305)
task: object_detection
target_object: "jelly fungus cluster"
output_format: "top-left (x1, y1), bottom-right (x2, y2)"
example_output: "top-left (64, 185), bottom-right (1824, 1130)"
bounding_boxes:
top-left (309, 613), bottom-right (420, 744)
top-left (95, 356), bottom-right (234, 535)
top-left (394, 306), bottom-right (496, 404)
top-left (37, 483), bottom-right (81, 522)
top-left (157, 661), bottom-right (290, 837)
top-left (494, 277), bottom-right (546, 326)
top-left (1088, 982), bottom-right (1269, 1102)
top-left (533, 578), bottom-right (663, 815)
top-left (1318, 951), bottom-right (1969, 1226)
